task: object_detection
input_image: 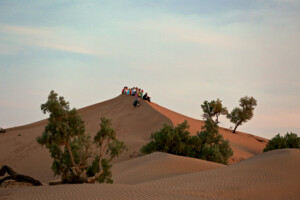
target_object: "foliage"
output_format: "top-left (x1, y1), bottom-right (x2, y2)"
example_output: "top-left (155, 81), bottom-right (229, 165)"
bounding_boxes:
top-left (37, 90), bottom-right (126, 183)
top-left (196, 119), bottom-right (233, 164)
top-left (263, 132), bottom-right (300, 152)
top-left (227, 96), bottom-right (257, 133)
top-left (141, 119), bottom-right (233, 164)
top-left (141, 121), bottom-right (190, 156)
top-left (201, 99), bottom-right (228, 124)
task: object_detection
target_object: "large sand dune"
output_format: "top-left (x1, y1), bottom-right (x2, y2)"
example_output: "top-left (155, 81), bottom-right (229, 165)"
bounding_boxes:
top-left (2, 95), bottom-right (297, 199)
top-left (0, 95), bottom-right (267, 182)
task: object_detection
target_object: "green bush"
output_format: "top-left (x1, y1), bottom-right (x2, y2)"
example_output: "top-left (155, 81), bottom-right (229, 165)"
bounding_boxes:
top-left (141, 119), bottom-right (233, 164)
top-left (263, 132), bottom-right (300, 152)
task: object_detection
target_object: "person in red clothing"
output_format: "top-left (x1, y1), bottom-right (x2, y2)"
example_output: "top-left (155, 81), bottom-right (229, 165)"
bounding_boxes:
top-left (122, 86), bottom-right (126, 94)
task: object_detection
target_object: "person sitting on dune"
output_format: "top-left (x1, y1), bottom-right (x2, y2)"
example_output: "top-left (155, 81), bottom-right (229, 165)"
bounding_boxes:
top-left (133, 98), bottom-right (140, 107)
top-left (133, 92), bottom-right (141, 107)
top-left (139, 90), bottom-right (143, 98)
top-left (131, 87), bottom-right (136, 96)
top-left (143, 93), bottom-right (151, 102)
top-left (123, 87), bottom-right (128, 94)
top-left (122, 86), bottom-right (126, 94)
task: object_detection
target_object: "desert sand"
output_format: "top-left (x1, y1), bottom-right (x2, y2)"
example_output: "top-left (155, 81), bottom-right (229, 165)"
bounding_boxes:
top-left (1, 95), bottom-right (299, 200)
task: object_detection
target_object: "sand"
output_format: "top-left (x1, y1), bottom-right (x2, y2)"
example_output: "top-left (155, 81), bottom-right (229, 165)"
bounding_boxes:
top-left (1, 149), bottom-right (299, 200)
top-left (1, 95), bottom-right (298, 199)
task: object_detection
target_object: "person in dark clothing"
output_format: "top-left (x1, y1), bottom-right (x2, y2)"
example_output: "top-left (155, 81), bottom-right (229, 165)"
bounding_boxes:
top-left (143, 93), bottom-right (151, 102)
top-left (133, 97), bottom-right (141, 107)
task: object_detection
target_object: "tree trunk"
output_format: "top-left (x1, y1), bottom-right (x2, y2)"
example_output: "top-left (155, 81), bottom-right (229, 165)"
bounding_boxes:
top-left (0, 165), bottom-right (42, 186)
top-left (215, 115), bottom-right (220, 124)
top-left (64, 141), bottom-right (82, 176)
top-left (232, 121), bottom-right (242, 133)
top-left (59, 167), bottom-right (104, 184)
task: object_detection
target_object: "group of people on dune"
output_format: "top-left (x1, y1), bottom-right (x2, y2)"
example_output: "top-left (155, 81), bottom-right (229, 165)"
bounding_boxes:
top-left (122, 86), bottom-right (151, 107)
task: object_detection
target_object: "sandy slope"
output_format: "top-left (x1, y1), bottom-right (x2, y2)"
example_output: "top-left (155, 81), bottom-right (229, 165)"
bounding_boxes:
top-left (112, 152), bottom-right (224, 184)
top-left (0, 95), bottom-right (171, 182)
top-left (1, 149), bottom-right (299, 200)
top-left (138, 149), bottom-right (300, 200)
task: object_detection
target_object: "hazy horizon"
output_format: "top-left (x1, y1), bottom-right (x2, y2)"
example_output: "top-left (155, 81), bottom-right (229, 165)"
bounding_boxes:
top-left (1, 0), bottom-right (299, 139)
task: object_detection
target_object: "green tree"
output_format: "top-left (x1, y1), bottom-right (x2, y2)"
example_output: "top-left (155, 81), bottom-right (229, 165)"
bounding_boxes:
top-left (141, 119), bottom-right (233, 164)
top-left (196, 119), bottom-right (233, 164)
top-left (263, 132), bottom-right (300, 152)
top-left (37, 90), bottom-right (126, 184)
top-left (201, 99), bottom-right (228, 124)
top-left (227, 96), bottom-right (257, 133)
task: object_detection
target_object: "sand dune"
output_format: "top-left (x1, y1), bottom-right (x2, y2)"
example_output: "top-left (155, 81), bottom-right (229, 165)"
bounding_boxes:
top-left (1, 149), bottom-right (299, 200)
top-left (0, 95), bottom-right (267, 182)
top-left (138, 149), bottom-right (300, 200)
top-left (112, 152), bottom-right (224, 184)
top-left (0, 95), bottom-right (171, 182)
top-left (0, 95), bottom-right (298, 199)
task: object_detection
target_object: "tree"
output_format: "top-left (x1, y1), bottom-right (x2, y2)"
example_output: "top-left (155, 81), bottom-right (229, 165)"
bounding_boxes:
top-left (201, 99), bottom-right (228, 124)
top-left (227, 96), bottom-right (257, 133)
top-left (37, 90), bottom-right (127, 184)
top-left (195, 119), bottom-right (233, 164)
top-left (141, 119), bottom-right (233, 164)
top-left (263, 132), bottom-right (300, 152)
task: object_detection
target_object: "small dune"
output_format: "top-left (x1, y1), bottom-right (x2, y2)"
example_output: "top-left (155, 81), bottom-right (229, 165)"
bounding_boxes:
top-left (112, 152), bottom-right (224, 184)
top-left (139, 149), bottom-right (300, 200)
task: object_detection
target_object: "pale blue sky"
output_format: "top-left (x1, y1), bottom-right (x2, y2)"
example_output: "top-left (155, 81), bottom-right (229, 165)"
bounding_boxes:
top-left (0, 0), bottom-right (299, 138)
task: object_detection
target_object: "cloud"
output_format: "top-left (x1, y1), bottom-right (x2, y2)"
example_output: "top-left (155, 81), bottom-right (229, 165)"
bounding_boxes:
top-left (0, 24), bottom-right (103, 56)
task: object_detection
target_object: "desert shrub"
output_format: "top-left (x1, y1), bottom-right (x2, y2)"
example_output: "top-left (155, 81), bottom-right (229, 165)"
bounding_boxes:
top-left (263, 132), bottom-right (300, 152)
top-left (141, 119), bottom-right (233, 164)
top-left (37, 90), bottom-right (127, 184)
top-left (141, 121), bottom-right (190, 156)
